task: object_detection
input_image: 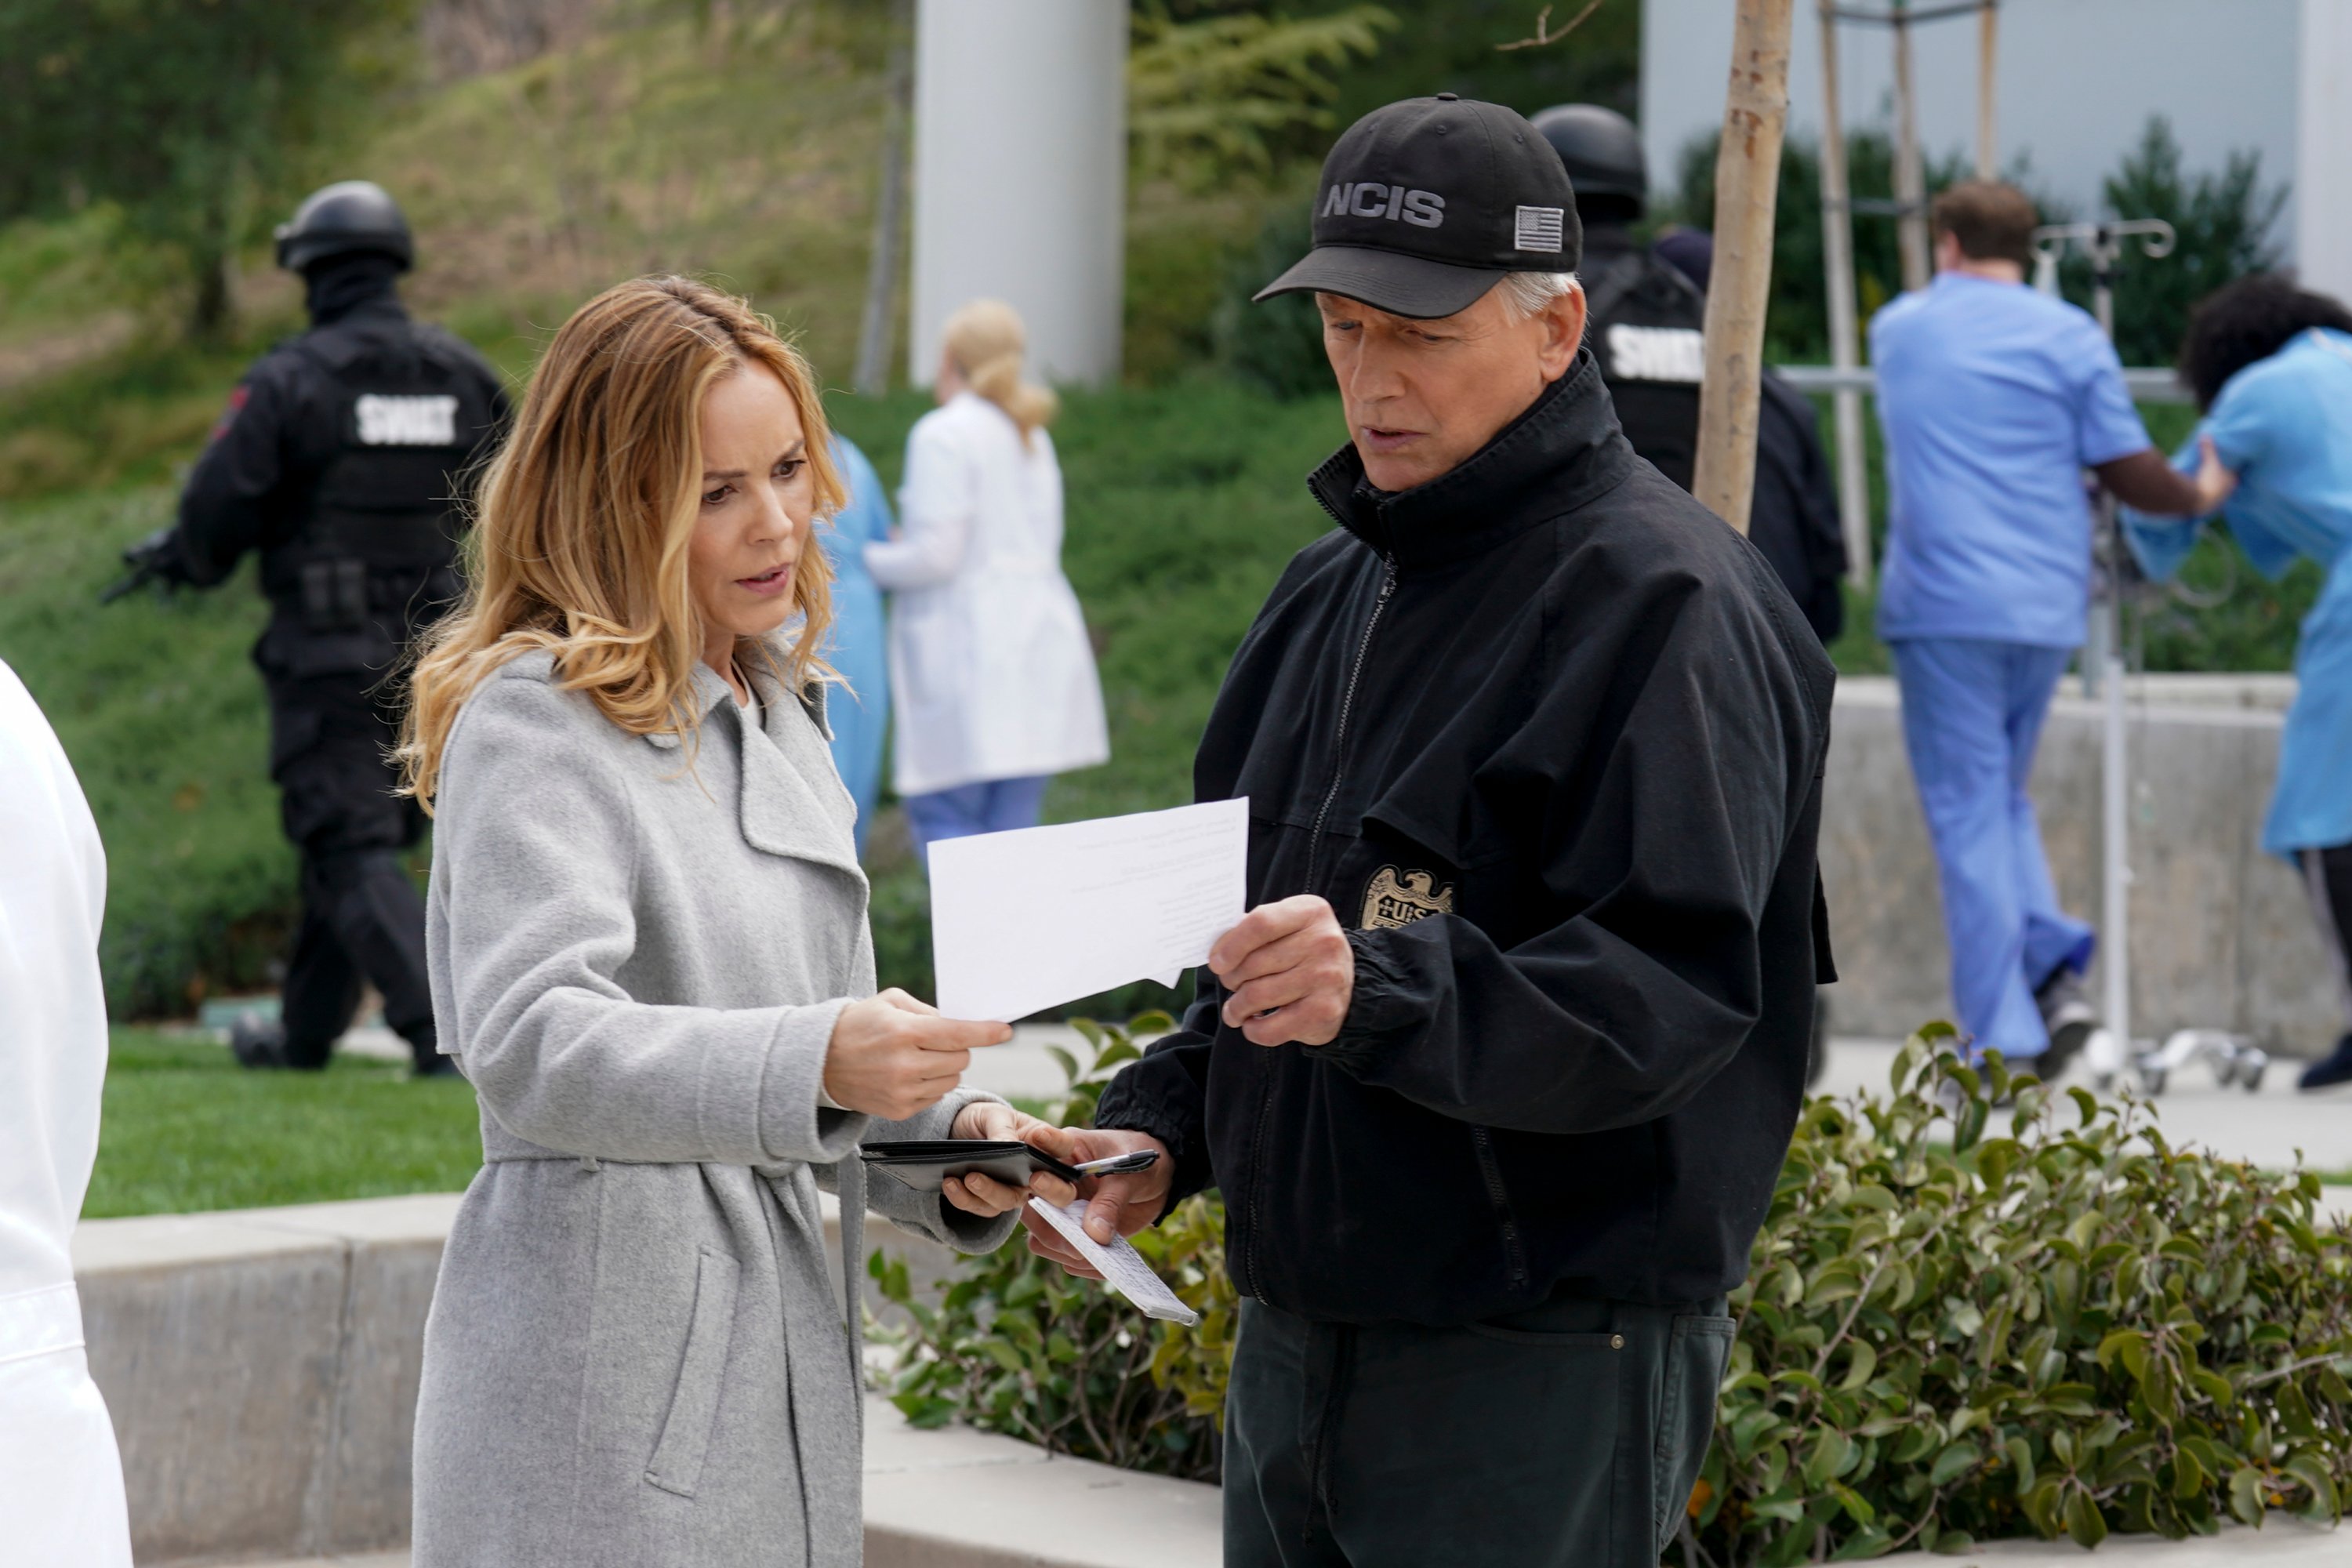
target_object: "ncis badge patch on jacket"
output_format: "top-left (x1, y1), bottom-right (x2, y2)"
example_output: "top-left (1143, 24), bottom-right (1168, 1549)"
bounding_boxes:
top-left (1361, 866), bottom-right (1455, 930)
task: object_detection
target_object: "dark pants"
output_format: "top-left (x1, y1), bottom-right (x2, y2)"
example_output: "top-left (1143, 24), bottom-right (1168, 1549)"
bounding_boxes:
top-left (267, 672), bottom-right (434, 1068)
top-left (1224, 1294), bottom-right (1734, 1568)
top-left (2306, 844), bottom-right (2352, 1033)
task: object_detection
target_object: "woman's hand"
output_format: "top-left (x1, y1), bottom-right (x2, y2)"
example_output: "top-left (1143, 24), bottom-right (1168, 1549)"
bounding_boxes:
top-left (2192, 434), bottom-right (2239, 514)
top-left (939, 1101), bottom-right (1079, 1218)
top-left (822, 989), bottom-right (1007, 1120)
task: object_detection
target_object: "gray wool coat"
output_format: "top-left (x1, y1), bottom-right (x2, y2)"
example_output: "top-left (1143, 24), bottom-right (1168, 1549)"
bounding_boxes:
top-left (411, 648), bottom-right (1016, 1568)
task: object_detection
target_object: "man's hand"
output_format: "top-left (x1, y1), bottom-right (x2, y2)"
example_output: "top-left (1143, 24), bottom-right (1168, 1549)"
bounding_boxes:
top-left (1014, 1127), bottom-right (1173, 1277)
top-left (1210, 895), bottom-right (1355, 1047)
top-left (940, 1101), bottom-right (1080, 1218)
top-left (822, 989), bottom-right (1009, 1120)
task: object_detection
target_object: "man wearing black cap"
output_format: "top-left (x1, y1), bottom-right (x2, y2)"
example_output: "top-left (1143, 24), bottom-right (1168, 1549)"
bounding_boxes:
top-left (1018, 96), bottom-right (1835, 1565)
top-left (123, 181), bottom-right (506, 1076)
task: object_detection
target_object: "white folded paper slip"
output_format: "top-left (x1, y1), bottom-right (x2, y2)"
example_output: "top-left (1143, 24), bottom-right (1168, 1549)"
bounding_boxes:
top-left (1027, 1197), bottom-right (1201, 1326)
top-left (927, 798), bottom-right (1249, 1023)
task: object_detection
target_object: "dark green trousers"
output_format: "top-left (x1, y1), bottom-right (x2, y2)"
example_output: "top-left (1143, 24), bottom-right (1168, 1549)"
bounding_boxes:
top-left (1223, 1293), bottom-right (1734, 1567)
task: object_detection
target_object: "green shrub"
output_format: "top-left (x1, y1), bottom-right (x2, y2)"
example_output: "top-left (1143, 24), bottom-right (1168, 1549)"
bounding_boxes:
top-left (876, 1022), bottom-right (2352, 1557)
top-left (1697, 1026), bottom-right (2350, 1560)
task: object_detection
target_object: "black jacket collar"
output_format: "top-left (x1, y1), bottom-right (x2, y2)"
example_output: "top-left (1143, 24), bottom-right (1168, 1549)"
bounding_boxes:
top-left (1305, 347), bottom-right (1635, 570)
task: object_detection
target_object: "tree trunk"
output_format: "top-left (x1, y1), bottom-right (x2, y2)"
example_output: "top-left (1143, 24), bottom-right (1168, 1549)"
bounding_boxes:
top-left (1692, 0), bottom-right (1795, 536)
top-left (1816, 0), bottom-right (1871, 586)
top-left (187, 238), bottom-right (235, 345)
top-left (854, 0), bottom-right (913, 397)
top-left (184, 183), bottom-right (239, 345)
top-left (1891, 2), bottom-right (1929, 292)
top-left (1976, 0), bottom-right (1999, 180)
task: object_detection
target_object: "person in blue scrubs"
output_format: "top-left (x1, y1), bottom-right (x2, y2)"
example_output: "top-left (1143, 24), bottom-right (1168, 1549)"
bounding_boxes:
top-left (2123, 274), bottom-right (2352, 1089)
top-left (1871, 182), bottom-right (2215, 1073)
top-left (817, 435), bottom-right (892, 855)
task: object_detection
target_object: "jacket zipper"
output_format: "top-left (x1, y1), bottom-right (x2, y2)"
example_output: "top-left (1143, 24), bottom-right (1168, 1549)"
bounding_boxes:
top-left (1238, 554), bottom-right (1396, 1301)
top-left (1470, 1126), bottom-right (1531, 1290)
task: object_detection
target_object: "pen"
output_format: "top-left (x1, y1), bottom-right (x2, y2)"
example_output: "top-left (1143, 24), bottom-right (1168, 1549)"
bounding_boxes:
top-left (1073, 1150), bottom-right (1160, 1176)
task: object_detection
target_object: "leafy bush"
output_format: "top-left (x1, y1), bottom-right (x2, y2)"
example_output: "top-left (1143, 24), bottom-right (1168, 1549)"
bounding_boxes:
top-left (1210, 198), bottom-right (1332, 399)
top-left (1694, 1026), bottom-right (2350, 1562)
top-left (874, 1014), bottom-right (1233, 1480)
top-left (2091, 116), bottom-right (2284, 372)
top-left (877, 1021), bottom-right (2352, 1558)
top-left (1128, 3), bottom-right (1396, 194)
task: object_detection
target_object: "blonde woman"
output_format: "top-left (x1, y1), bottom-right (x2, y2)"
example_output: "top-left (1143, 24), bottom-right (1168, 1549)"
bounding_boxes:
top-left (867, 299), bottom-right (1109, 863)
top-left (401, 277), bottom-right (1066, 1566)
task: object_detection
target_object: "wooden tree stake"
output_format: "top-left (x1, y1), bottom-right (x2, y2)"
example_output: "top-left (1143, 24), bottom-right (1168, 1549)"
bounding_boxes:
top-left (1816, 0), bottom-right (1871, 585)
top-left (1891, 0), bottom-right (1929, 292)
top-left (1692, 0), bottom-right (1795, 535)
top-left (1976, 0), bottom-right (1999, 180)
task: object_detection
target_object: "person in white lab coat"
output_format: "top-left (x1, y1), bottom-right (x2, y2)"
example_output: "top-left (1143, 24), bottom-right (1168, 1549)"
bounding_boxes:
top-left (0, 659), bottom-right (133, 1566)
top-left (867, 299), bottom-right (1109, 866)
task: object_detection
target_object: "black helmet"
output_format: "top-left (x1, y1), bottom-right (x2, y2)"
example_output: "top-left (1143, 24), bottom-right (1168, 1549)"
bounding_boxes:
top-left (1530, 104), bottom-right (1647, 206)
top-left (274, 180), bottom-right (414, 274)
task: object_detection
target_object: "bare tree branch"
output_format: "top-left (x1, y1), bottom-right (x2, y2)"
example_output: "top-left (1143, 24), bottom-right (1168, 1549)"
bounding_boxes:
top-left (1496, 0), bottom-right (1607, 52)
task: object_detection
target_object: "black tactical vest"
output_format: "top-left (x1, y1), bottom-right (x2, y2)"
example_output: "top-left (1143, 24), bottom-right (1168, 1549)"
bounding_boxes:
top-left (1581, 232), bottom-right (1709, 492)
top-left (260, 318), bottom-right (497, 679)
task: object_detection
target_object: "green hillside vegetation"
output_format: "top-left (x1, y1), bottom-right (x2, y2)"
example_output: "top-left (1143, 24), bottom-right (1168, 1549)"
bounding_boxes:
top-left (0, 0), bottom-right (2317, 1031)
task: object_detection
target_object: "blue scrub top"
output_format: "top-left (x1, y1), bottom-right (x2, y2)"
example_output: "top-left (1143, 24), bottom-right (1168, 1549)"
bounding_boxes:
top-left (2125, 328), bottom-right (2352, 859)
top-left (1871, 274), bottom-right (2154, 648)
top-left (817, 436), bottom-right (893, 848)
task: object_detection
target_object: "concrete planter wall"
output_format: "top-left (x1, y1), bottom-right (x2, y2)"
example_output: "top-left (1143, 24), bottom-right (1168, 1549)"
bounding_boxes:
top-left (1822, 676), bottom-right (2343, 1053)
top-left (73, 1193), bottom-right (959, 1567)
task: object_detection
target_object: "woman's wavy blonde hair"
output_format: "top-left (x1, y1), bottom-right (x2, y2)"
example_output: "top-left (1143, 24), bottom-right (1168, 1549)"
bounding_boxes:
top-left (399, 275), bottom-right (844, 809)
top-left (942, 298), bottom-right (1057, 445)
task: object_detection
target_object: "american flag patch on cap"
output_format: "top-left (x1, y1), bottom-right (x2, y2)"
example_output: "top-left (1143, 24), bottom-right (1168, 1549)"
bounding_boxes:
top-left (1515, 205), bottom-right (1566, 252)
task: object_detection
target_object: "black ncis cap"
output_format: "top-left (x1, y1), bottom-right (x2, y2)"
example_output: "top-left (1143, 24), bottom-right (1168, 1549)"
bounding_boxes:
top-left (1254, 94), bottom-right (1581, 320)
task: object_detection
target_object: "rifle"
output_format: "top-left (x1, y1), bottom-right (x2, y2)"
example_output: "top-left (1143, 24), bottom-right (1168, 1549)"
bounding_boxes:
top-left (100, 527), bottom-right (187, 604)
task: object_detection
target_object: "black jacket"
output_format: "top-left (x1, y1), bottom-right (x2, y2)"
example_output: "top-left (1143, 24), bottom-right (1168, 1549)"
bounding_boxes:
top-left (172, 293), bottom-right (509, 682)
top-left (1751, 374), bottom-right (1849, 644)
top-left (1582, 223), bottom-right (1848, 644)
top-left (1093, 355), bottom-right (1837, 1325)
top-left (1581, 224), bottom-right (1708, 491)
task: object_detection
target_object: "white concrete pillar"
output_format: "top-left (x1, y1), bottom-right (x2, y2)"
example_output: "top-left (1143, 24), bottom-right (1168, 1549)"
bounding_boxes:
top-left (2298, 0), bottom-right (2352, 302)
top-left (909, 0), bottom-right (1127, 388)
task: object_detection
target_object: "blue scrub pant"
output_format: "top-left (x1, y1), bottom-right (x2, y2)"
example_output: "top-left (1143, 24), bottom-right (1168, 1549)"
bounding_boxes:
top-left (1890, 639), bottom-right (2096, 1062)
top-left (904, 775), bottom-right (1051, 873)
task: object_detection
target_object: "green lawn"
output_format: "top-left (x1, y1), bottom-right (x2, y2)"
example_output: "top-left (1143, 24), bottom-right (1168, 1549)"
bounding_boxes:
top-left (86, 1028), bottom-right (482, 1218)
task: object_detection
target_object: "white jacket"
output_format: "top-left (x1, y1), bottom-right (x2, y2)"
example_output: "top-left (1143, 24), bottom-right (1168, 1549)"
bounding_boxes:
top-left (0, 661), bottom-right (132, 1567)
top-left (866, 391), bottom-right (1109, 797)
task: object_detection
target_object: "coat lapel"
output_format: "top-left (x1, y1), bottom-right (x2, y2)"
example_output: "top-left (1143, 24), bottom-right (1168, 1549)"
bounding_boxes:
top-left (742, 669), bottom-right (866, 880)
top-left (641, 657), bottom-right (866, 881)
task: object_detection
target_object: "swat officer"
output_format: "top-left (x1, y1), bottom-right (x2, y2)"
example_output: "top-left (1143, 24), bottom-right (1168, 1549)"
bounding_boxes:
top-left (131, 181), bottom-right (507, 1076)
top-left (1530, 104), bottom-right (1847, 646)
top-left (1531, 105), bottom-right (1710, 486)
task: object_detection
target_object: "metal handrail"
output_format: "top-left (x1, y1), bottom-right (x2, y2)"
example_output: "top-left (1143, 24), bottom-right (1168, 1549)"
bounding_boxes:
top-left (1771, 364), bottom-right (2192, 403)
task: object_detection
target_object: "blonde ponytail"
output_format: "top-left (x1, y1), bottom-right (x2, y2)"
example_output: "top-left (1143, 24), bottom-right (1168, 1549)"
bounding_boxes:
top-left (942, 299), bottom-right (1057, 445)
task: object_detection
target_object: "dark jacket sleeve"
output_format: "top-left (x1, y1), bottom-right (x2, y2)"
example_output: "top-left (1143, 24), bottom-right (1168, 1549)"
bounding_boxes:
top-left (1314, 560), bottom-right (1827, 1137)
top-left (172, 363), bottom-right (297, 587)
top-left (1091, 982), bottom-right (1225, 1209)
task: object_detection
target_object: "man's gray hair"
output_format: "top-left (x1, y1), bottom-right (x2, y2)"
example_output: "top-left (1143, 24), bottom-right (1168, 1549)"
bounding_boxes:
top-left (1497, 270), bottom-right (1579, 320)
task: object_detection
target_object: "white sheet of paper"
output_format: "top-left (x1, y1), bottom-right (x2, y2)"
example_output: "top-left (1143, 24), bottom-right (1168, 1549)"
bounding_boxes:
top-left (1028, 1197), bottom-right (1202, 1326)
top-left (928, 798), bottom-right (1248, 1024)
